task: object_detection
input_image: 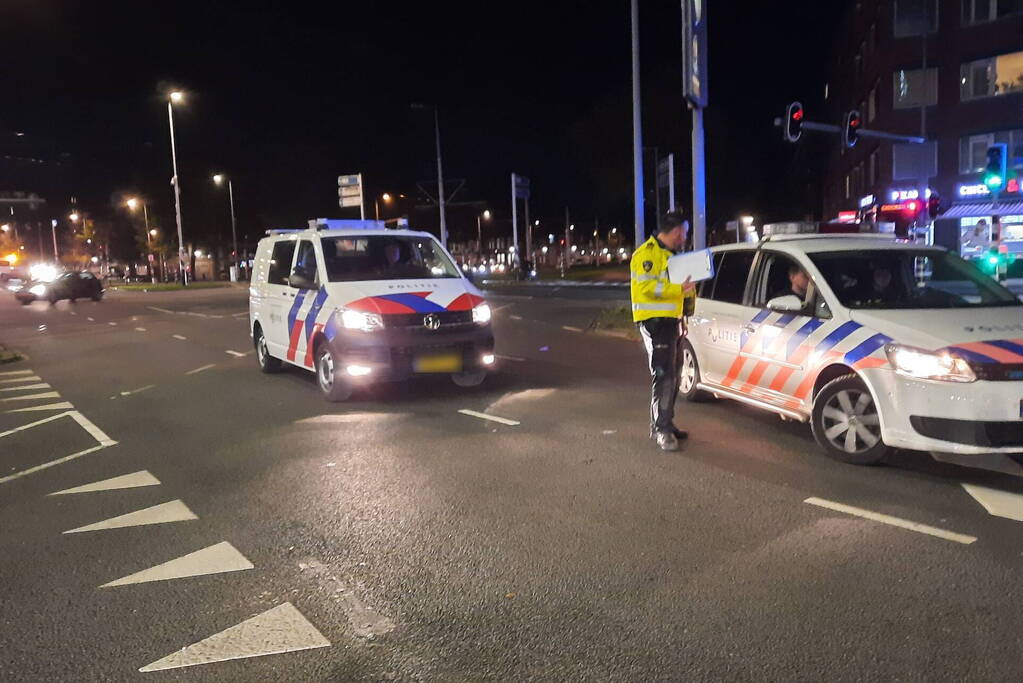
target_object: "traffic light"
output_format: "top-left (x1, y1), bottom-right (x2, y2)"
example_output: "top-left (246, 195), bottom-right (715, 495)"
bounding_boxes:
top-left (843, 110), bottom-right (861, 148)
top-left (984, 143), bottom-right (1008, 193)
top-left (784, 102), bottom-right (803, 143)
top-left (927, 193), bottom-right (942, 217)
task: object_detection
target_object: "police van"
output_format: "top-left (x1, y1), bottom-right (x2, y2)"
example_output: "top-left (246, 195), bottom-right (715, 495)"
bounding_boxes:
top-left (250, 219), bottom-right (495, 400)
top-left (680, 222), bottom-right (1023, 464)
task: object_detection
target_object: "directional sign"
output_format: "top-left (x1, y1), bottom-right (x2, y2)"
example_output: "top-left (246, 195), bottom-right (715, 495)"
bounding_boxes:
top-left (514, 174), bottom-right (530, 199)
top-left (338, 174), bottom-right (360, 187)
top-left (337, 173), bottom-right (363, 211)
top-left (682, 0), bottom-right (708, 108)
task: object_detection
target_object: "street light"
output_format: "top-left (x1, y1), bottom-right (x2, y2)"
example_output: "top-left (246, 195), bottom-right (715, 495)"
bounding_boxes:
top-left (126, 197), bottom-right (156, 283)
top-left (477, 210), bottom-right (492, 259)
top-left (411, 103), bottom-right (448, 247)
top-left (69, 212), bottom-right (80, 223)
top-left (212, 173), bottom-right (240, 281)
top-left (375, 192), bottom-right (393, 221)
top-left (167, 90), bottom-right (187, 285)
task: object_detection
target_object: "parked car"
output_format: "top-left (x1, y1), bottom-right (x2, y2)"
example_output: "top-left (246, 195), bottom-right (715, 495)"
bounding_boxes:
top-left (15, 271), bottom-right (104, 305)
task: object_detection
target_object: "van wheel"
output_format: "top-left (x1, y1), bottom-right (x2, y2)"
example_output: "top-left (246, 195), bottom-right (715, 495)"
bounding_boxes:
top-left (451, 370), bottom-right (486, 388)
top-left (678, 338), bottom-right (712, 402)
top-left (316, 342), bottom-right (353, 401)
top-left (811, 374), bottom-right (891, 465)
top-left (254, 327), bottom-right (282, 374)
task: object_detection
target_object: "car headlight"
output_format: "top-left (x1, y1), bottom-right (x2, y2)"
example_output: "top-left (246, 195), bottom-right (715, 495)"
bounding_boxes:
top-left (29, 284), bottom-right (47, 296)
top-left (472, 303), bottom-right (492, 325)
top-left (884, 344), bottom-right (976, 383)
top-left (339, 308), bottom-right (383, 332)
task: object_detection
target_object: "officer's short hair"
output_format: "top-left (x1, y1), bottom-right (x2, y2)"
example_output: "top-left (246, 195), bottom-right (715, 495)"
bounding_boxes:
top-left (658, 211), bottom-right (686, 234)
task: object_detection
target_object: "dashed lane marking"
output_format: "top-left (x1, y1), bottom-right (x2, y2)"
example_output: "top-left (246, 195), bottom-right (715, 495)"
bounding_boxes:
top-left (457, 409), bottom-right (521, 426)
top-left (0, 369), bottom-right (33, 377)
top-left (108, 322), bottom-right (118, 326)
top-left (102, 541), bottom-right (253, 588)
top-left (135, 327), bottom-right (147, 332)
top-left (87, 317), bottom-right (95, 321)
top-left (961, 483), bottom-right (1023, 523)
top-left (496, 354), bottom-right (525, 362)
top-left (0, 375), bottom-right (42, 384)
top-left (510, 315), bottom-right (523, 320)
top-left (147, 306), bottom-right (174, 314)
top-left (225, 350), bottom-right (247, 357)
top-left (0, 383), bottom-right (50, 392)
top-left (49, 470), bottom-right (160, 496)
top-left (185, 365), bottom-right (216, 375)
top-left (119, 385), bottom-right (155, 397)
top-left (139, 602), bottom-right (330, 672)
top-left (0, 391), bottom-right (61, 402)
top-left (561, 325), bottom-right (584, 332)
top-left (172, 334), bottom-right (187, 340)
top-left (6, 401), bottom-right (74, 414)
top-left (63, 500), bottom-right (197, 534)
top-left (804, 497), bottom-right (977, 545)
top-left (232, 311), bottom-right (249, 318)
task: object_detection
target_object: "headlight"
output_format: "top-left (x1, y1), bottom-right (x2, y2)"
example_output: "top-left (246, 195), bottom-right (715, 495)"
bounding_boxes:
top-left (29, 284), bottom-right (47, 296)
top-left (472, 303), bottom-right (492, 325)
top-left (884, 344), bottom-right (976, 383)
top-left (339, 308), bottom-right (383, 332)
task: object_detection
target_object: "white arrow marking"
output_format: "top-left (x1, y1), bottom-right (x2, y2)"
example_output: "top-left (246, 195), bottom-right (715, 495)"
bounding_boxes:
top-left (961, 483), bottom-right (1023, 522)
top-left (50, 470), bottom-right (160, 496)
top-left (102, 541), bottom-right (253, 588)
top-left (63, 500), bottom-right (197, 534)
top-left (138, 602), bottom-right (330, 672)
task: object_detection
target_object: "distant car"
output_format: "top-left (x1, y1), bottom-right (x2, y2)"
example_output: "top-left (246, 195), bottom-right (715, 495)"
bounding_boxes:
top-left (15, 271), bottom-right (104, 305)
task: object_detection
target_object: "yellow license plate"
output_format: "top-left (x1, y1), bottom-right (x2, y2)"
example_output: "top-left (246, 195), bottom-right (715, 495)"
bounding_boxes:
top-left (414, 353), bottom-right (462, 373)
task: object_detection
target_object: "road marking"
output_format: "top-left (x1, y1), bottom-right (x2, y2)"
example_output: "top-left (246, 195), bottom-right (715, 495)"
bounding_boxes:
top-left (232, 311), bottom-right (249, 317)
top-left (87, 317), bottom-right (95, 321)
top-left (492, 304), bottom-right (513, 312)
top-left (148, 306), bottom-right (174, 314)
top-left (108, 321), bottom-right (118, 326)
top-left (50, 470), bottom-right (160, 496)
top-left (0, 444), bottom-right (107, 485)
top-left (70, 311), bottom-right (77, 315)
top-left (102, 541), bottom-right (253, 588)
top-left (64, 500), bottom-right (197, 534)
top-left (804, 497), bottom-right (977, 545)
top-left (457, 409), bottom-right (521, 426)
top-left (225, 349), bottom-right (247, 357)
top-left (0, 369), bottom-right (33, 377)
top-left (961, 483), bottom-right (1023, 522)
top-left (0, 411), bottom-right (71, 438)
top-left (6, 401), bottom-right (75, 413)
top-left (68, 410), bottom-right (117, 446)
top-left (139, 602), bottom-right (330, 672)
top-left (0, 375), bottom-right (42, 384)
top-left (0, 383), bottom-right (50, 392)
top-left (119, 384), bottom-right (155, 397)
top-left (561, 325), bottom-right (584, 332)
top-left (135, 327), bottom-right (147, 332)
top-left (0, 391), bottom-right (61, 402)
top-left (496, 354), bottom-right (525, 362)
top-left (510, 315), bottom-right (523, 320)
top-left (172, 334), bottom-right (187, 340)
top-left (185, 364), bottom-right (216, 375)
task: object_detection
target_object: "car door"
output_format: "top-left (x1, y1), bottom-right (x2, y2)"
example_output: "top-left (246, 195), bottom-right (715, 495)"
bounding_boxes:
top-left (697, 249), bottom-right (759, 386)
top-left (262, 239), bottom-right (299, 359)
top-left (287, 239), bottom-right (327, 368)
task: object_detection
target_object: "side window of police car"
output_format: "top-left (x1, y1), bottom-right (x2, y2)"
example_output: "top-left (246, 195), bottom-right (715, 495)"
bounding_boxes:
top-left (756, 252), bottom-right (831, 319)
top-left (703, 251), bottom-right (755, 304)
top-left (267, 240), bottom-right (296, 287)
top-left (290, 240), bottom-right (320, 289)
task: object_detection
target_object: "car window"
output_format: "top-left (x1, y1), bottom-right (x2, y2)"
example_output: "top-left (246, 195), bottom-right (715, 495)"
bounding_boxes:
top-left (705, 250), bottom-right (755, 304)
top-left (321, 235), bottom-right (460, 281)
top-left (268, 240), bottom-right (297, 286)
top-left (699, 252), bottom-right (725, 298)
top-left (293, 240), bottom-right (319, 287)
top-left (755, 252), bottom-right (832, 319)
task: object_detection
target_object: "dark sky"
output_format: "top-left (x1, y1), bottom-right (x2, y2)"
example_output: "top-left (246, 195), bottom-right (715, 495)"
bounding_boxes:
top-left (1, 1), bottom-right (846, 250)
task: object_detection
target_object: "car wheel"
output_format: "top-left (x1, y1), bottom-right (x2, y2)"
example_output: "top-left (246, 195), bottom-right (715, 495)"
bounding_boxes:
top-left (678, 338), bottom-right (713, 402)
top-left (19, 299), bottom-right (30, 306)
top-left (91, 290), bottom-right (103, 302)
top-left (451, 369), bottom-right (486, 388)
top-left (316, 342), bottom-right (352, 401)
top-left (254, 327), bottom-right (282, 374)
top-left (811, 373), bottom-right (891, 465)
top-left (48, 292), bottom-right (58, 305)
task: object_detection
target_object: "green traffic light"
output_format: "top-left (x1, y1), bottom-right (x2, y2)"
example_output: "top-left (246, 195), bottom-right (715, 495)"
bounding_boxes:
top-left (988, 255), bottom-right (1000, 265)
top-left (985, 174), bottom-right (1003, 189)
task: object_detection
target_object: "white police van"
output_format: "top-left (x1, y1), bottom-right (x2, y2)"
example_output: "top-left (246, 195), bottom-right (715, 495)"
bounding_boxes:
top-left (250, 219), bottom-right (494, 400)
top-left (680, 222), bottom-right (1023, 464)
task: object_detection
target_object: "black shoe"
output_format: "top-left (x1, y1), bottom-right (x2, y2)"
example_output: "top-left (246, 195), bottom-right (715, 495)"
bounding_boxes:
top-left (655, 431), bottom-right (679, 452)
top-left (650, 426), bottom-right (688, 441)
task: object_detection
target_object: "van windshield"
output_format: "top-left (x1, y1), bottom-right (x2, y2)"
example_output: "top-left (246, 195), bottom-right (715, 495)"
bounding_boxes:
top-left (321, 235), bottom-right (461, 282)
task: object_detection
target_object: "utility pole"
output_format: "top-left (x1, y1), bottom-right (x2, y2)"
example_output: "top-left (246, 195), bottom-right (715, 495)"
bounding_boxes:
top-left (510, 173), bottom-right (519, 257)
top-left (433, 108), bottom-right (447, 247)
top-left (630, 0), bottom-right (645, 247)
top-left (916, 5), bottom-right (930, 238)
top-left (682, 0), bottom-right (709, 250)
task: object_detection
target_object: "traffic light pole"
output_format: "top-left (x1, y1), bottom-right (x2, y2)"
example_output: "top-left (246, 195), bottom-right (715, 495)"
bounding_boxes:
top-left (774, 117), bottom-right (924, 144)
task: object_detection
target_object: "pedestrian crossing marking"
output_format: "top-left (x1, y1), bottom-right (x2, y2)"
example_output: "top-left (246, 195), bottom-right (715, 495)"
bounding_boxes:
top-left (0, 369), bottom-right (33, 377)
top-left (0, 383), bottom-right (50, 392)
top-left (63, 500), bottom-right (197, 534)
top-left (49, 470), bottom-right (160, 496)
top-left (138, 602), bottom-right (330, 672)
top-left (102, 541), bottom-right (253, 588)
top-left (0, 375), bottom-right (41, 384)
top-left (6, 401), bottom-right (75, 414)
top-left (0, 391), bottom-right (61, 402)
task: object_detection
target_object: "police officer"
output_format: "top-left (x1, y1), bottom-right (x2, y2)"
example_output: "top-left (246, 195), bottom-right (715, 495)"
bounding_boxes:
top-left (630, 212), bottom-right (696, 452)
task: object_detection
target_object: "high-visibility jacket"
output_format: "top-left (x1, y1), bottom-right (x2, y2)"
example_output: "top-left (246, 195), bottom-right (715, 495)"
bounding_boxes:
top-left (630, 236), bottom-right (695, 322)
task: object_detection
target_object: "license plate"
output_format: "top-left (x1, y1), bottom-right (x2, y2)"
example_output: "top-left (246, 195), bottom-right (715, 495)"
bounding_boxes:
top-left (414, 352), bottom-right (462, 373)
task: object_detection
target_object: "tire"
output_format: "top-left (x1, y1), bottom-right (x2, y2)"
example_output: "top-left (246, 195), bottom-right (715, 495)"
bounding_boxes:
top-left (48, 293), bottom-right (58, 305)
top-left (451, 369), bottom-right (486, 388)
top-left (811, 373), bottom-right (891, 465)
top-left (91, 290), bottom-right (102, 302)
top-left (678, 338), bottom-right (713, 402)
top-left (315, 341), bottom-right (353, 402)
top-left (19, 299), bottom-right (30, 306)
top-left (254, 326), bottom-right (282, 374)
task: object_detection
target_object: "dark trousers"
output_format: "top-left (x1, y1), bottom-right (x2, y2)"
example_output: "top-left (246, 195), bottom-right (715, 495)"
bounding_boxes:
top-left (639, 317), bottom-right (680, 433)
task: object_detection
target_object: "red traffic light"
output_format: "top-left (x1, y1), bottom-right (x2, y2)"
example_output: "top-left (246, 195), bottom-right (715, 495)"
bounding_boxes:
top-left (783, 102), bottom-right (804, 143)
top-left (843, 110), bottom-right (861, 148)
top-left (792, 109), bottom-right (803, 121)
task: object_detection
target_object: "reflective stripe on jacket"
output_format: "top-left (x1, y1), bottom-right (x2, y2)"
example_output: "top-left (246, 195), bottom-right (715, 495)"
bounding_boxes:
top-left (629, 236), bottom-right (694, 322)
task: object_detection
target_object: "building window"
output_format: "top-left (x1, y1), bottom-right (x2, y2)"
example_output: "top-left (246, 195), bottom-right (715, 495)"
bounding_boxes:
top-left (893, 68), bottom-right (938, 107)
top-left (894, 0), bottom-right (939, 36)
top-left (893, 141), bottom-right (938, 180)
top-left (962, 0), bottom-right (1023, 25)
top-left (868, 84), bottom-right (878, 122)
top-left (869, 149), bottom-right (880, 186)
top-left (959, 130), bottom-right (1023, 173)
top-left (960, 51), bottom-right (1023, 100)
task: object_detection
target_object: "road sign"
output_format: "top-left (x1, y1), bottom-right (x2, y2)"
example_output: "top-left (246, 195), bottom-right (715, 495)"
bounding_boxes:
top-left (337, 173), bottom-right (364, 217)
top-left (681, 0), bottom-right (708, 108)
top-left (514, 174), bottom-right (530, 199)
top-left (337, 175), bottom-right (360, 187)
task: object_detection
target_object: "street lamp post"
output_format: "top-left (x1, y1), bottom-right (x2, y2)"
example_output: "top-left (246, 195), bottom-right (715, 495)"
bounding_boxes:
top-left (167, 91), bottom-right (187, 285)
top-left (412, 104), bottom-right (448, 247)
top-left (375, 192), bottom-right (392, 221)
top-left (213, 174), bottom-right (239, 282)
top-left (477, 209), bottom-right (491, 262)
top-left (126, 198), bottom-right (157, 283)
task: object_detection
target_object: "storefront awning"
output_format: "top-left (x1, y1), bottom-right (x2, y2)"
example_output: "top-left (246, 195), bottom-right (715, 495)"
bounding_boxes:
top-left (943, 201), bottom-right (1023, 219)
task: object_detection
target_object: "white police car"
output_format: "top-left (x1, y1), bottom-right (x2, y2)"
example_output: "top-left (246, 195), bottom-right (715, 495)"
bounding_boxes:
top-left (680, 222), bottom-right (1023, 464)
top-left (250, 219), bottom-right (494, 400)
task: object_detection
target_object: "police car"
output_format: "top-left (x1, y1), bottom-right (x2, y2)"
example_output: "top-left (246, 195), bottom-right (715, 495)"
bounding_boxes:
top-left (679, 222), bottom-right (1023, 464)
top-left (250, 219), bottom-right (494, 400)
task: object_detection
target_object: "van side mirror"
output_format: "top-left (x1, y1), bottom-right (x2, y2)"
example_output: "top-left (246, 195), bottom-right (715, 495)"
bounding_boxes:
top-left (289, 267), bottom-right (316, 289)
top-left (766, 294), bottom-right (804, 313)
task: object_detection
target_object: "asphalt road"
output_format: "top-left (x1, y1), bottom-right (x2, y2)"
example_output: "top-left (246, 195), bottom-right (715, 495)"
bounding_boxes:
top-left (3, 284), bottom-right (1023, 681)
